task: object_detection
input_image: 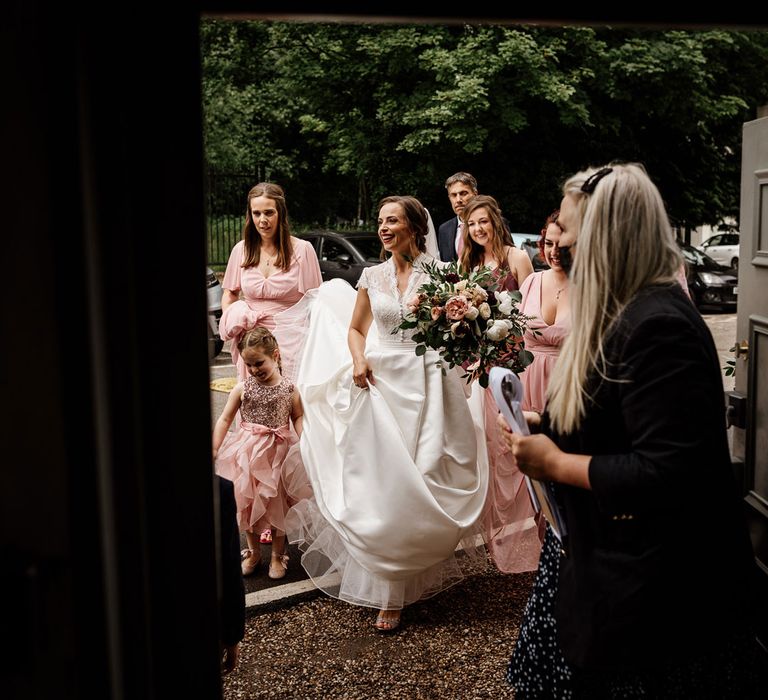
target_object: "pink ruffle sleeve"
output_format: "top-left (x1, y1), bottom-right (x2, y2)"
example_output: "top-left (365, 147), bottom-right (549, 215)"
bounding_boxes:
top-left (219, 300), bottom-right (265, 371)
top-left (219, 300), bottom-right (263, 342)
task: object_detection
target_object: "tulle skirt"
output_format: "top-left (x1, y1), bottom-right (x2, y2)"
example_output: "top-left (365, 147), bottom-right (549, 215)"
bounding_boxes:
top-left (215, 421), bottom-right (303, 534)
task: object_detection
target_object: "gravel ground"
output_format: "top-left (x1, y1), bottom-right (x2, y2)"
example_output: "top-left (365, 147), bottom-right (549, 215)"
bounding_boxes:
top-left (223, 557), bottom-right (535, 699)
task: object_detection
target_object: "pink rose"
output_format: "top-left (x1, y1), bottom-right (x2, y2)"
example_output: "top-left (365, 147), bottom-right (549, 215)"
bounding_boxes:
top-left (431, 306), bottom-right (444, 321)
top-left (406, 292), bottom-right (426, 314)
top-left (444, 295), bottom-right (469, 321)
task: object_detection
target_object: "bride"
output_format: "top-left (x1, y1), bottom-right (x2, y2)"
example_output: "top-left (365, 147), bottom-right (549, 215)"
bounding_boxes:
top-left (283, 195), bottom-right (489, 632)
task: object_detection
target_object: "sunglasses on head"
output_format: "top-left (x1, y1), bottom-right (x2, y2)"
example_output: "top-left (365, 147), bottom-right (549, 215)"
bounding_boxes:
top-left (580, 167), bottom-right (613, 194)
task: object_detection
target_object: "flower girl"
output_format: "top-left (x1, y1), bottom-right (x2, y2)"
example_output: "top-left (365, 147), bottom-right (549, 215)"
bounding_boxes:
top-left (213, 327), bottom-right (304, 579)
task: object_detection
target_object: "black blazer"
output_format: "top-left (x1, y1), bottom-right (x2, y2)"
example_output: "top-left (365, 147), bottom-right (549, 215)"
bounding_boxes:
top-left (545, 284), bottom-right (757, 672)
top-left (437, 217), bottom-right (459, 262)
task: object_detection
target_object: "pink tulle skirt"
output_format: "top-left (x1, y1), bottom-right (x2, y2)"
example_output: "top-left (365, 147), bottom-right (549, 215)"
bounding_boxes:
top-left (215, 421), bottom-right (305, 534)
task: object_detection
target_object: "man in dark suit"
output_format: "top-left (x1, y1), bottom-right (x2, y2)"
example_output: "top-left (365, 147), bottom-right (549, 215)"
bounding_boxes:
top-left (437, 172), bottom-right (478, 262)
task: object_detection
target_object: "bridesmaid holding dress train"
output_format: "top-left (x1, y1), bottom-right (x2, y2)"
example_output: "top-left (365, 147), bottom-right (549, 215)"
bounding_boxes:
top-left (219, 182), bottom-right (321, 546)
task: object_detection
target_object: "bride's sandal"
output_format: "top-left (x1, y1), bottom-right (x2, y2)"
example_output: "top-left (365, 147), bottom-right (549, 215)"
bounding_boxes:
top-left (268, 552), bottom-right (289, 580)
top-left (374, 610), bottom-right (402, 633)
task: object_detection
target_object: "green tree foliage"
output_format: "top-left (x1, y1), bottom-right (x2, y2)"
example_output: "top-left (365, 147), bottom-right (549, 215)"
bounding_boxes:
top-left (201, 20), bottom-right (768, 232)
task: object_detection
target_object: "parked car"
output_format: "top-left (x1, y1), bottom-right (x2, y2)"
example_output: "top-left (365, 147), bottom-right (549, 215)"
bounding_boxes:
top-left (697, 231), bottom-right (740, 271)
top-left (679, 242), bottom-right (738, 310)
top-left (509, 232), bottom-right (548, 271)
top-left (206, 266), bottom-right (224, 359)
top-left (297, 230), bottom-right (381, 286)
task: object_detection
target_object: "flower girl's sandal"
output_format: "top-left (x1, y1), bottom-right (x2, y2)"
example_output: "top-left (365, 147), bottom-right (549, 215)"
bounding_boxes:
top-left (268, 553), bottom-right (289, 580)
top-left (240, 549), bottom-right (260, 577)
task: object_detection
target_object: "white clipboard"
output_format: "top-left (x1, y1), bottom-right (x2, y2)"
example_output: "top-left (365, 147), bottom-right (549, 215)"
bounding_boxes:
top-left (488, 367), bottom-right (567, 544)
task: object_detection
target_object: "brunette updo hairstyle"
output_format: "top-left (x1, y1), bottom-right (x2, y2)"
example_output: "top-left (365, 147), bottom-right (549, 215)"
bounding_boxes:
top-left (377, 195), bottom-right (429, 255)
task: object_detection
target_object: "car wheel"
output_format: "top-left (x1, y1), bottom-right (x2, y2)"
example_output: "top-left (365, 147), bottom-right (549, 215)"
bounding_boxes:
top-left (731, 257), bottom-right (738, 271)
top-left (208, 321), bottom-right (224, 360)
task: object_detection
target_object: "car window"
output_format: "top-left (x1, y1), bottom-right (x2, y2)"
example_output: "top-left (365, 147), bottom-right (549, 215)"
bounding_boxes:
top-left (321, 239), bottom-right (351, 262)
top-left (705, 234), bottom-right (722, 247)
top-left (723, 234), bottom-right (739, 246)
top-left (681, 244), bottom-right (722, 270)
top-left (302, 235), bottom-right (320, 253)
top-left (346, 236), bottom-right (382, 262)
top-left (510, 233), bottom-right (534, 249)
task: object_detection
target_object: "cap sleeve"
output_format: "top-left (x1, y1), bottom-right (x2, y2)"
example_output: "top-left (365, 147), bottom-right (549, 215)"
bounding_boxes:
top-left (222, 240), bottom-right (245, 291)
top-left (356, 266), bottom-right (370, 290)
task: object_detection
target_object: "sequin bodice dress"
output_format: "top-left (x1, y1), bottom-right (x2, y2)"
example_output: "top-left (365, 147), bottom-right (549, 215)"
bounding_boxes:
top-left (239, 377), bottom-right (293, 427)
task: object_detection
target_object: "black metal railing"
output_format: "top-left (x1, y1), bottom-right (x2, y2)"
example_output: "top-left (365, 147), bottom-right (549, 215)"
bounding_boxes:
top-left (205, 169), bottom-right (257, 267)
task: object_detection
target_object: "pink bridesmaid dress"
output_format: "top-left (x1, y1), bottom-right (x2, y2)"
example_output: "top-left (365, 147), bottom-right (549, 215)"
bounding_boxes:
top-left (478, 263), bottom-right (542, 574)
top-left (517, 271), bottom-right (571, 413)
top-left (219, 237), bottom-right (322, 382)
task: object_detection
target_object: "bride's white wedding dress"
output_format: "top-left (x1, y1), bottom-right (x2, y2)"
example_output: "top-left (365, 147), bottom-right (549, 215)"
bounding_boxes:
top-left (282, 253), bottom-right (489, 610)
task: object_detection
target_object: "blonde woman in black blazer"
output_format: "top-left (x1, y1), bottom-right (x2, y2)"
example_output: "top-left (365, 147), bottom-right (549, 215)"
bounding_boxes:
top-left (501, 163), bottom-right (763, 698)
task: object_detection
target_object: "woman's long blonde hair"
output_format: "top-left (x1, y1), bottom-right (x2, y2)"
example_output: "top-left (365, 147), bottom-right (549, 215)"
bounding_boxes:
top-left (546, 163), bottom-right (683, 434)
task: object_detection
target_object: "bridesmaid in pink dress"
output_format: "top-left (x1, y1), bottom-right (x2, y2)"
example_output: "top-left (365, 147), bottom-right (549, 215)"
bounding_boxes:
top-left (219, 182), bottom-right (321, 546)
top-left (220, 182), bottom-right (322, 383)
top-left (518, 210), bottom-right (571, 414)
top-left (459, 195), bottom-right (540, 574)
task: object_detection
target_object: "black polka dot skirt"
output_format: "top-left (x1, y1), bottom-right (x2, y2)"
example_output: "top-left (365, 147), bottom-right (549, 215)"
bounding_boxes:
top-left (506, 527), bottom-right (767, 699)
top-left (506, 525), bottom-right (572, 698)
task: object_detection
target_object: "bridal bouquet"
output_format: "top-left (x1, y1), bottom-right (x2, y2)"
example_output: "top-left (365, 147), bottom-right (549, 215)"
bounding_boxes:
top-left (396, 259), bottom-right (534, 387)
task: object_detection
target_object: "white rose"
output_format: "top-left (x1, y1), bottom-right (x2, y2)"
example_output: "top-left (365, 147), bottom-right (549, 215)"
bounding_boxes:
top-left (464, 305), bottom-right (479, 321)
top-left (486, 320), bottom-right (510, 341)
top-left (478, 302), bottom-right (491, 319)
top-left (455, 279), bottom-right (468, 291)
top-left (495, 290), bottom-right (514, 316)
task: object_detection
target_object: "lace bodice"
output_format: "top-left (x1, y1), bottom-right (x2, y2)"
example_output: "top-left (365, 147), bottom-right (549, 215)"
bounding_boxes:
top-left (240, 376), bottom-right (294, 428)
top-left (357, 254), bottom-right (441, 343)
